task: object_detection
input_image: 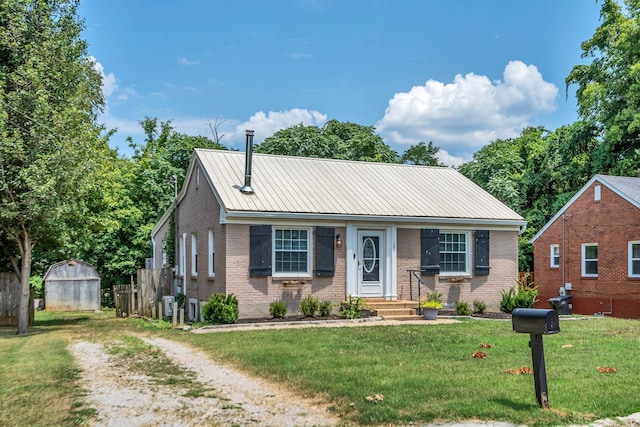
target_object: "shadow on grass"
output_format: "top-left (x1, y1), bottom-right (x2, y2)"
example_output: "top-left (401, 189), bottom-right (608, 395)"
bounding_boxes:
top-left (35, 316), bottom-right (92, 327)
top-left (0, 314), bottom-right (95, 339)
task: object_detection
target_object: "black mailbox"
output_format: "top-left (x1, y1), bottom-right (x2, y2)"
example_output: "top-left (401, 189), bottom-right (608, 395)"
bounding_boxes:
top-left (512, 308), bottom-right (560, 335)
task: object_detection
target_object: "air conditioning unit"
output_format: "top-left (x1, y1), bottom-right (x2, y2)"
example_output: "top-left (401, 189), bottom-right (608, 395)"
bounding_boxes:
top-left (162, 296), bottom-right (174, 317)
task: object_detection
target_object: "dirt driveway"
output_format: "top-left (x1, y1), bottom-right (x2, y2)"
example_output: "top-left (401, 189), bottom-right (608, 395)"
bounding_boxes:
top-left (71, 336), bottom-right (341, 426)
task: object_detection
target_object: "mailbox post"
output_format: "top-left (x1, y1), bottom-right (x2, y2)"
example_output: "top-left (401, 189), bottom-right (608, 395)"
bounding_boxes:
top-left (511, 308), bottom-right (560, 409)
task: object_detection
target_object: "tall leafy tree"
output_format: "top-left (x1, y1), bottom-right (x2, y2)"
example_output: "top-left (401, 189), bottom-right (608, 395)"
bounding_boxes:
top-left (256, 120), bottom-right (399, 163)
top-left (400, 141), bottom-right (444, 166)
top-left (72, 117), bottom-right (229, 295)
top-left (0, 0), bottom-right (106, 333)
top-left (566, 0), bottom-right (640, 175)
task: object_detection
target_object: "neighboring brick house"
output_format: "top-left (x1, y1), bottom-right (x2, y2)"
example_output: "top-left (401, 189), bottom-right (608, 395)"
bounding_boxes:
top-left (530, 174), bottom-right (640, 319)
top-left (152, 140), bottom-right (526, 320)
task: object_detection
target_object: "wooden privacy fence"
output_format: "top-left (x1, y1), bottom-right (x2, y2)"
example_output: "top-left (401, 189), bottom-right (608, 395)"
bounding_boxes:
top-left (0, 273), bottom-right (34, 326)
top-left (138, 267), bottom-right (173, 318)
top-left (114, 284), bottom-right (134, 318)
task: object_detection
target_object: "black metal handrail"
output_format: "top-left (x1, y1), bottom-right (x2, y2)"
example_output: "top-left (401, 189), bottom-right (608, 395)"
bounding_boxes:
top-left (407, 269), bottom-right (427, 303)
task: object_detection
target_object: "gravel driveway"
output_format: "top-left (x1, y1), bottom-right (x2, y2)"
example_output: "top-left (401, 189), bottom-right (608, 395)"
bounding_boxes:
top-left (71, 337), bottom-right (340, 426)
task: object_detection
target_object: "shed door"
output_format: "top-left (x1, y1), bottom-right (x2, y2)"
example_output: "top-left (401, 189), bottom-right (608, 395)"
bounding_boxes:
top-left (357, 230), bottom-right (384, 297)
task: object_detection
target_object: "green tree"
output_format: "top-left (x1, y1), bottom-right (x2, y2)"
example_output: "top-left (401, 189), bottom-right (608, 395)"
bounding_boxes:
top-left (400, 141), bottom-right (444, 166)
top-left (71, 117), bottom-right (229, 294)
top-left (0, 0), bottom-right (106, 334)
top-left (566, 0), bottom-right (640, 176)
top-left (256, 120), bottom-right (399, 163)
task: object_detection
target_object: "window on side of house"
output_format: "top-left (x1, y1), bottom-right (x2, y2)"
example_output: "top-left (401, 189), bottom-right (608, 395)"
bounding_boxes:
top-left (629, 241), bottom-right (640, 278)
top-left (550, 244), bottom-right (560, 268)
top-left (191, 233), bottom-right (198, 276)
top-left (439, 231), bottom-right (470, 275)
top-left (273, 228), bottom-right (311, 276)
top-left (582, 243), bottom-right (598, 277)
top-left (208, 229), bottom-right (215, 277)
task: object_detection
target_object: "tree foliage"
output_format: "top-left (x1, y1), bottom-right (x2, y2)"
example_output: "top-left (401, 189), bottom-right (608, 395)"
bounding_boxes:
top-left (256, 119), bottom-right (399, 163)
top-left (566, 0), bottom-right (640, 175)
top-left (0, 0), bottom-right (107, 333)
top-left (71, 117), bottom-right (227, 291)
top-left (400, 141), bottom-right (444, 166)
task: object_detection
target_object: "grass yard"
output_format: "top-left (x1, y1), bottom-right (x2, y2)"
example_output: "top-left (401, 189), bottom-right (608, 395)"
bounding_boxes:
top-left (1, 312), bottom-right (639, 426)
top-left (164, 317), bottom-right (640, 426)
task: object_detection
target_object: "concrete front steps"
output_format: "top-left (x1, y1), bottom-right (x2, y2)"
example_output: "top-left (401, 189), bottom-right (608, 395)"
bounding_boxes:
top-left (365, 299), bottom-right (421, 320)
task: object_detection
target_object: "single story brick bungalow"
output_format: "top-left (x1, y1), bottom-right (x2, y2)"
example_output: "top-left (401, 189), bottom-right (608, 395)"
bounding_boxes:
top-left (152, 140), bottom-right (526, 320)
top-left (531, 174), bottom-right (640, 318)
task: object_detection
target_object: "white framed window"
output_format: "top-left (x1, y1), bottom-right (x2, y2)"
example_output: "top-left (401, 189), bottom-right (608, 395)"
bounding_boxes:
top-left (550, 244), bottom-right (560, 268)
top-left (273, 228), bottom-right (312, 276)
top-left (629, 241), bottom-right (640, 278)
top-left (582, 243), bottom-right (598, 277)
top-left (178, 233), bottom-right (186, 277)
top-left (191, 233), bottom-right (198, 276)
top-left (439, 231), bottom-right (471, 275)
top-left (161, 238), bottom-right (168, 267)
top-left (208, 229), bottom-right (215, 277)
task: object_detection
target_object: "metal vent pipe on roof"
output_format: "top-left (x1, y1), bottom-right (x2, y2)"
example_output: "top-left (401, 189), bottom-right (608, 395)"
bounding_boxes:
top-left (240, 130), bottom-right (255, 194)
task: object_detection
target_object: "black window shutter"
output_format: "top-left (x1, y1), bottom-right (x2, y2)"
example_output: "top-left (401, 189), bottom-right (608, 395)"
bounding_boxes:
top-left (421, 229), bottom-right (440, 276)
top-left (249, 225), bottom-right (272, 277)
top-left (475, 230), bottom-right (490, 275)
top-left (315, 227), bottom-right (335, 277)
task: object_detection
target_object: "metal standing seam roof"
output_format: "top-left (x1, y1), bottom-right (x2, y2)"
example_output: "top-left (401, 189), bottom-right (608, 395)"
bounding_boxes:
top-left (194, 149), bottom-right (525, 222)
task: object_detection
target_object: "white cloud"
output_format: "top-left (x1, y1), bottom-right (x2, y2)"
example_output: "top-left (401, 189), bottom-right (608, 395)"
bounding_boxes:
top-left (99, 109), bottom-right (329, 157)
top-left (178, 57), bottom-right (200, 66)
top-left (376, 61), bottom-right (558, 166)
top-left (230, 109), bottom-right (328, 145)
top-left (90, 56), bottom-right (117, 98)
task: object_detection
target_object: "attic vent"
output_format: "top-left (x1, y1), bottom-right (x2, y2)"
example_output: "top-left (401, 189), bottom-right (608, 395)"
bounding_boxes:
top-left (240, 130), bottom-right (255, 195)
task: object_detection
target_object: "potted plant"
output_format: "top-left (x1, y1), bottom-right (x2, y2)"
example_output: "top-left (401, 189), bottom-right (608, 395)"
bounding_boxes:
top-left (420, 300), bottom-right (443, 320)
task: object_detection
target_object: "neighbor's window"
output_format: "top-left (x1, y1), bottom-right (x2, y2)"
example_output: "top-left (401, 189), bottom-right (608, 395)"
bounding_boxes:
top-left (273, 228), bottom-right (311, 275)
top-left (550, 244), bottom-right (560, 268)
top-left (208, 229), bottom-right (215, 277)
top-left (582, 243), bottom-right (598, 277)
top-left (191, 233), bottom-right (198, 276)
top-left (629, 241), bottom-right (640, 278)
top-left (439, 232), bottom-right (470, 274)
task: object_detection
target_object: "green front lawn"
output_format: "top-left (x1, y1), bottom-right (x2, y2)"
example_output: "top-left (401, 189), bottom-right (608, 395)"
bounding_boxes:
top-left (169, 317), bottom-right (640, 426)
top-left (1, 312), bottom-right (638, 426)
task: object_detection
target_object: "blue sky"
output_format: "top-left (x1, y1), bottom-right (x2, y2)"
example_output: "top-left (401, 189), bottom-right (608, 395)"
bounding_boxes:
top-left (80, 0), bottom-right (602, 166)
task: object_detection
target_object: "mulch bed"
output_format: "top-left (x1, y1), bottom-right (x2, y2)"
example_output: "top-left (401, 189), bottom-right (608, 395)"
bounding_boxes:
top-left (235, 315), bottom-right (346, 324)
top-left (234, 311), bottom-right (511, 324)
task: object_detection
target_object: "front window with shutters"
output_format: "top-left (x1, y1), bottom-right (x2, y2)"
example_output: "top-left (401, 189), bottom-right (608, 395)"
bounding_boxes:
top-left (273, 228), bottom-right (311, 275)
top-left (439, 232), bottom-right (470, 274)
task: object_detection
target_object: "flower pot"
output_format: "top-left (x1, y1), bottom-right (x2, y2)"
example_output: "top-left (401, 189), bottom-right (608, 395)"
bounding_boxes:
top-left (423, 308), bottom-right (439, 320)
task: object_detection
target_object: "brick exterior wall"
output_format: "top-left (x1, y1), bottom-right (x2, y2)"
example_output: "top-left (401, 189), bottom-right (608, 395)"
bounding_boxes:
top-left (226, 225), bottom-right (347, 318)
top-left (533, 182), bottom-right (640, 319)
top-left (396, 229), bottom-right (519, 311)
top-left (153, 160), bottom-right (522, 319)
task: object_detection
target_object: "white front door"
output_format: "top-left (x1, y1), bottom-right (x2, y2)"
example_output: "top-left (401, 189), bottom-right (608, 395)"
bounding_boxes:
top-left (357, 230), bottom-right (384, 297)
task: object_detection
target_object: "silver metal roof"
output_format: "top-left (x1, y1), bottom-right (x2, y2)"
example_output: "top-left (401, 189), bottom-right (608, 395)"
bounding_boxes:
top-left (194, 149), bottom-right (525, 222)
